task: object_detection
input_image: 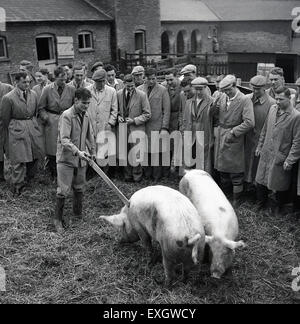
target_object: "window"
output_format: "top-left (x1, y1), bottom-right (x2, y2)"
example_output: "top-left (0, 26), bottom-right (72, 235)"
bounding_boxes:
top-left (36, 35), bottom-right (55, 61)
top-left (135, 30), bottom-right (146, 53)
top-left (0, 37), bottom-right (8, 59)
top-left (78, 31), bottom-right (93, 50)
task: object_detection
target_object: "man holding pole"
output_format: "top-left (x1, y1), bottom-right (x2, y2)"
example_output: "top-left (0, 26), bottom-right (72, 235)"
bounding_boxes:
top-left (54, 88), bottom-right (95, 233)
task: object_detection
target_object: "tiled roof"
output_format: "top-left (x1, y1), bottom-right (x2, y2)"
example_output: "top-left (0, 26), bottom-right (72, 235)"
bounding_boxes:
top-left (160, 0), bottom-right (220, 21)
top-left (203, 0), bottom-right (300, 21)
top-left (1, 0), bottom-right (112, 22)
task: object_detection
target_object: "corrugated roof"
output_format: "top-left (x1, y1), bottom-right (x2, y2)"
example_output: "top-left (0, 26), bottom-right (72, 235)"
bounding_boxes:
top-left (1, 0), bottom-right (112, 22)
top-left (203, 0), bottom-right (300, 21)
top-left (160, 0), bottom-right (220, 21)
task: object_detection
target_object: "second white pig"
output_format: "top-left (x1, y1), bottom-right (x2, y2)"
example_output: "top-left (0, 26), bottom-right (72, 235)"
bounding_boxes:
top-left (179, 170), bottom-right (246, 279)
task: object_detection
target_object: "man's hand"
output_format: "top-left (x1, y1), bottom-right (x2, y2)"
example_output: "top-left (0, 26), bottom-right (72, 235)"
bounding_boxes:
top-left (283, 161), bottom-right (292, 171)
top-left (126, 118), bottom-right (135, 125)
top-left (226, 131), bottom-right (235, 143)
top-left (255, 148), bottom-right (261, 157)
top-left (78, 151), bottom-right (91, 162)
top-left (118, 116), bottom-right (125, 123)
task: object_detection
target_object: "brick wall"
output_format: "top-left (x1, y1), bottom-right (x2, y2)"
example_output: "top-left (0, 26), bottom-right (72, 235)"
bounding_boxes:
top-left (0, 21), bottom-right (112, 83)
top-left (219, 21), bottom-right (291, 53)
top-left (114, 0), bottom-right (161, 56)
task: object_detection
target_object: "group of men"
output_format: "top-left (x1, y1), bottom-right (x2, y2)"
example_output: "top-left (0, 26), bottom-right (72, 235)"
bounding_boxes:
top-left (0, 60), bottom-right (300, 232)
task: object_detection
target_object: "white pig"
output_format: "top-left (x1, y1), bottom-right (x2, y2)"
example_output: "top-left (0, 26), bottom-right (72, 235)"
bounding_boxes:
top-left (179, 170), bottom-right (246, 279)
top-left (100, 185), bottom-right (206, 286)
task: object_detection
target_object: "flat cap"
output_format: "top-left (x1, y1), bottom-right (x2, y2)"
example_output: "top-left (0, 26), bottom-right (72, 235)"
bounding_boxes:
top-left (219, 75), bottom-right (237, 91)
top-left (92, 68), bottom-right (107, 81)
top-left (296, 77), bottom-right (300, 86)
top-left (216, 75), bottom-right (225, 83)
top-left (191, 77), bottom-right (208, 87)
top-left (20, 60), bottom-right (32, 66)
top-left (91, 61), bottom-right (104, 72)
top-left (132, 65), bottom-right (145, 75)
top-left (250, 75), bottom-right (267, 88)
top-left (181, 64), bottom-right (197, 75)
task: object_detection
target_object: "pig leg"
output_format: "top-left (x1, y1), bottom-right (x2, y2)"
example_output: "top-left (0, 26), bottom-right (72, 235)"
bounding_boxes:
top-left (162, 252), bottom-right (176, 287)
top-left (183, 264), bottom-right (193, 283)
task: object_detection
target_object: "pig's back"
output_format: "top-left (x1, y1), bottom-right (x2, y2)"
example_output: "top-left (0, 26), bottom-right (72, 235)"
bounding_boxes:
top-left (130, 186), bottom-right (204, 240)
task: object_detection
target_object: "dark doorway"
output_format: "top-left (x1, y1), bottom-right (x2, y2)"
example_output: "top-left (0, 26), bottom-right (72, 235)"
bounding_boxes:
top-left (191, 30), bottom-right (198, 53)
top-left (161, 32), bottom-right (170, 59)
top-left (177, 31), bottom-right (185, 57)
top-left (276, 55), bottom-right (295, 83)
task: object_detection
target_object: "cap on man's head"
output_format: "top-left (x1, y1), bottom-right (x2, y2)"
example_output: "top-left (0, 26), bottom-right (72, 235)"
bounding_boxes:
top-left (181, 64), bottom-right (197, 75)
top-left (92, 68), bottom-right (107, 81)
top-left (132, 65), bottom-right (145, 75)
top-left (219, 75), bottom-right (237, 91)
top-left (216, 75), bottom-right (225, 83)
top-left (250, 75), bottom-right (267, 88)
top-left (191, 77), bottom-right (208, 87)
top-left (20, 60), bottom-right (32, 66)
top-left (91, 61), bottom-right (104, 72)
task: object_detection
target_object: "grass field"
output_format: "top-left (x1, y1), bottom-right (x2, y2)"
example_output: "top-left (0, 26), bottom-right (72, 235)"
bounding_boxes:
top-left (0, 173), bottom-right (299, 304)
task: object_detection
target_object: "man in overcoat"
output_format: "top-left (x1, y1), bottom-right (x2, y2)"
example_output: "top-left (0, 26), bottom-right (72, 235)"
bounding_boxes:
top-left (138, 68), bottom-right (170, 181)
top-left (213, 75), bottom-right (255, 207)
top-left (1, 72), bottom-right (44, 195)
top-left (55, 88), bottom-right (96, 233)
top-left (86, 69), bottom-right (118, 172)
top-left (38, 66), bottom-right (75, 179)
top-left (182, 77), bottom-right (214, 174)
top-left (256, 88), bottom-right (300, 215)
top-left (0, 80), bottom-right (14, 181)
top-left (244, 76), bottom-right (275, 192)
top-left (117, 74), bottom-right (151, 182)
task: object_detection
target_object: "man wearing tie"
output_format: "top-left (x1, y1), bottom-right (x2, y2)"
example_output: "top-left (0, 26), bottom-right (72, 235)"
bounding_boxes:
top-left (117, 74), bottom-right (151, 182)
top-left (1, 72), bottom-right (44, 195)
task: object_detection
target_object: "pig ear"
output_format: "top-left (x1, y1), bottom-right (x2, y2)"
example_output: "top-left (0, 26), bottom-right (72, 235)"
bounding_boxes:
top-left (100, 213), bottom-right (126, 228)
top-left (224, 239), bottom-right (246, 250)
top-left (205, 236), bottom-right (214, 244)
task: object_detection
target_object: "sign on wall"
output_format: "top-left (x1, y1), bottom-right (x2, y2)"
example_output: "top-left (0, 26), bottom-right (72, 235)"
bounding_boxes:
top-left (57, 36), bottom-right (74, 59)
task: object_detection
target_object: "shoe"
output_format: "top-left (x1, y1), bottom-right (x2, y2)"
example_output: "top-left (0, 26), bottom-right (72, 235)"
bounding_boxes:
top-left (54, 197), bottom-right (65, 233)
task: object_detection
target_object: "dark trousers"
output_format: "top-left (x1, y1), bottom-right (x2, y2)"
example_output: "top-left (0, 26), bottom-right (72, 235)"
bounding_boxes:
top-left (220, 172), bottom-right (244, 194)
top-left (144, 153), bottom-right (163, 181)
top-left (0, 161), bottom-right (4, 180)
top-left (46, 155), bottom-right (57, 178)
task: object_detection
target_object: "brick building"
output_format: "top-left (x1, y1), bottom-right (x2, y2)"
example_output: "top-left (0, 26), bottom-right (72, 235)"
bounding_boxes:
top-left (0, 0), bottom-right (113, 83)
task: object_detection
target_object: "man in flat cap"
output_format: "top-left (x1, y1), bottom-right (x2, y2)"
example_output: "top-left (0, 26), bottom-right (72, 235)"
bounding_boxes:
top-left (180, 65), bottom-right (197, 83)
top-left (132, 66), bottom-right (145, 87)
top-left (86, 69), bottom-right (118, 173)
top-left (213, 75), bottom-right (255, 207)
top-left (138, 68), bottom-right (170, 181)
top-left (182, 77), bottom-right (214, 174)
top-left (255, 87), bottom-right (300, 217)
top-left (91, 61), bottom-right (104, 73)
top-left (244, 75), bottom-right (275, 200)
top-left (19, 60), bottom-right (36, 88)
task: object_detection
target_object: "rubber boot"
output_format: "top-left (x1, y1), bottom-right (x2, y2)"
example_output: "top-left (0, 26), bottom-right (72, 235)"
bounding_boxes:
top-left (0, 161), bottom-right (4, 182)
top-left (54, 197), bottom-right (65, 233)
top-left (232, 187), bottom-right (243, 209)
top-left (73, 191), bottom-right (83, 219)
